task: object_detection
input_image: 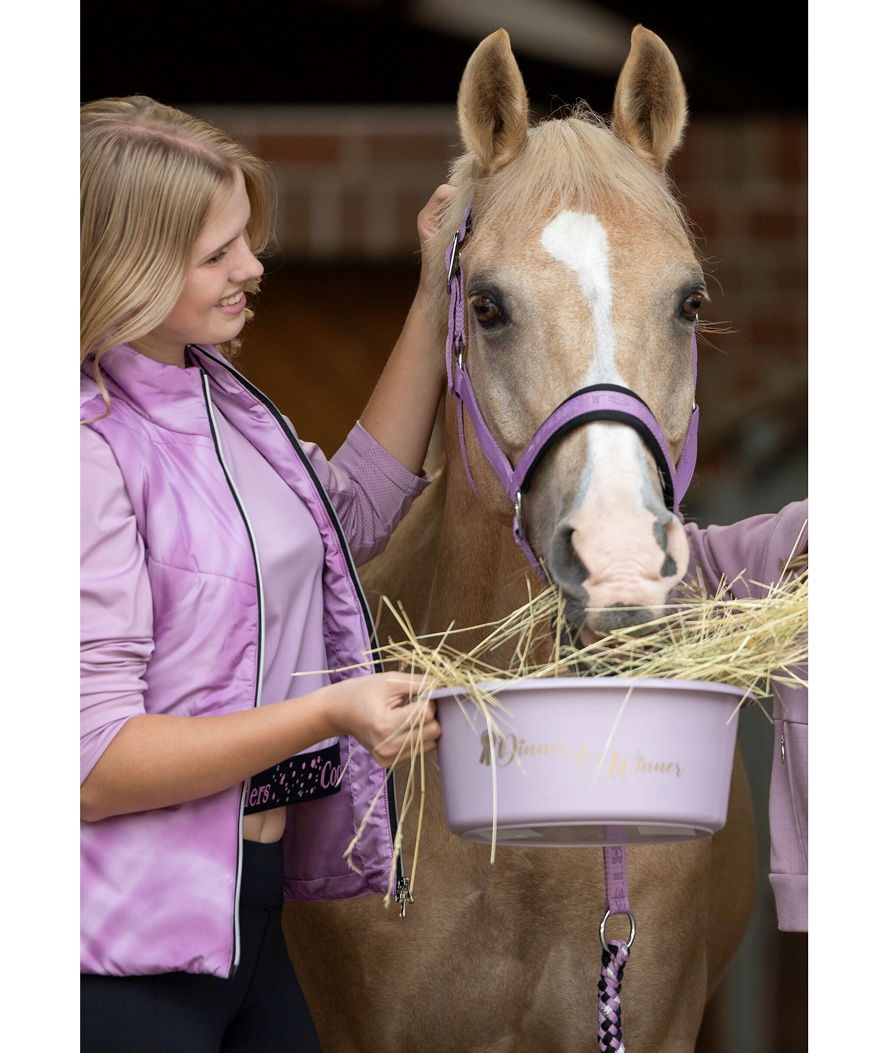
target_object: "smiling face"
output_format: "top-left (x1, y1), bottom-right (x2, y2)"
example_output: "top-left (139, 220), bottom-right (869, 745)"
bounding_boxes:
top-left (131, 169), bottom-right (264, 366)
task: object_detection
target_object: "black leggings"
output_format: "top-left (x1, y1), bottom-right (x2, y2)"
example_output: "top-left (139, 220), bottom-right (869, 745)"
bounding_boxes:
top-left (81, 840), bottom-right (321, 1053)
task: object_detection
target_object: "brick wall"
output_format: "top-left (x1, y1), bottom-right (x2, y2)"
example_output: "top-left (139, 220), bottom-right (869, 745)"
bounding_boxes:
top-left (670, 119), bottom-right (807, 520)
top-left (193, 105), bottom-right (459, 259)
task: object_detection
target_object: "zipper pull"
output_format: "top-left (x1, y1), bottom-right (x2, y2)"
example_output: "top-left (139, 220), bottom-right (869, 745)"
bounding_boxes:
top-left (780, 731), bottom-right (786, 764)
top-left (396, 876), bottom-right (414, 920)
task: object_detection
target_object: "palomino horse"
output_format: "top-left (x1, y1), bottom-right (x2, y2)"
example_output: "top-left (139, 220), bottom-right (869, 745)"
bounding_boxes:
top-left (286, 27), bottom-right (756, 1052)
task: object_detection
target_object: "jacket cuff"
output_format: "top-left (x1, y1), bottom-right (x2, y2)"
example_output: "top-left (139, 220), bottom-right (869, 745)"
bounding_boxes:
top-left (769, 873), bottom-right (808, 932)
top-left (339, 422), bottom-right (431, 498)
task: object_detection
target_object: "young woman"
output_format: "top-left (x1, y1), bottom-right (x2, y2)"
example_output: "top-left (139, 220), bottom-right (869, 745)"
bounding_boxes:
top-left (80, 95), bottom-right (447, 1050)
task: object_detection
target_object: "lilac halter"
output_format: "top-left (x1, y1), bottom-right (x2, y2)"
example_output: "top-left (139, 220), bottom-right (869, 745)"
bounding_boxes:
top-left (445, 204), bottom-right (700, 580)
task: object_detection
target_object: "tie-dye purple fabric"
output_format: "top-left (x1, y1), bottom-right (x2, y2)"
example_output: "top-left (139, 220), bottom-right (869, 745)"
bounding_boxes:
top-left (80, 343), bottom-right (429, 977)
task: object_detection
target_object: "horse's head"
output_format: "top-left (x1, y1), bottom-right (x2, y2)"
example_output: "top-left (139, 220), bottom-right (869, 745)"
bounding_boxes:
top-left (434, 26), bottom-right (702, 639)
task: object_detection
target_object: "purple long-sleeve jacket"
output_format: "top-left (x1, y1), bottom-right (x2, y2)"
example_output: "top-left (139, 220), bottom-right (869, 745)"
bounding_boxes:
top-left (684, 501), bottom-right (808, 931)
top-left (81, 344), bottom-right (429, 977)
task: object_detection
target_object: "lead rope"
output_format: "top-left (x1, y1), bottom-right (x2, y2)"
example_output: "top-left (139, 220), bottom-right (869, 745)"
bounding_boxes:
top-left (598, 840), bottom-right (636, 1053)
top-left (598, 940), bottom-right (630, 1053)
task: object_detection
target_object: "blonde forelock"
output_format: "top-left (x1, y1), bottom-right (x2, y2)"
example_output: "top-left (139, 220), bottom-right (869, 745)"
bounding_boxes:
top-left (483, 110), bottom-right (690, 239)
top-left (427, 105), bottom-right (694, 325)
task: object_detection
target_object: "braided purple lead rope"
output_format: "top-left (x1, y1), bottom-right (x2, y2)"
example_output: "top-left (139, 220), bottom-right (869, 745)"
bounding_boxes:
top-left (598, 938), bottom-right (630, 1053)
top-left (598, 840), bottom-right (633, 1051)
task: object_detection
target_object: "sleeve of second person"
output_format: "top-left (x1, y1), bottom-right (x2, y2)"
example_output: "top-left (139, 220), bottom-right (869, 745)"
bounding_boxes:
top-left (684, 498), bottom-right (809, 599)
top-left (684, 498), bottom-right (809, 931)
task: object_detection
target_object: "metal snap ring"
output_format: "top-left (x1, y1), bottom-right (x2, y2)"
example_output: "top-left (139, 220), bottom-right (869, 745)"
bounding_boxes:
top-left (599, 909), bottom-right (637, 951)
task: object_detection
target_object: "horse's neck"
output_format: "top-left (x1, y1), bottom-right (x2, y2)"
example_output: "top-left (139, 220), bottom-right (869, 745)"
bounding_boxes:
top-left (432, 467), bottom-right (535, 633)
top-left (361, 455), bottom-right (534, 644)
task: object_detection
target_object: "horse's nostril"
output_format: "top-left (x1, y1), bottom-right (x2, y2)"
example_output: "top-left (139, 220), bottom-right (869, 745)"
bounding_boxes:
top-left (657, 514), bottom-right (688, 583)
top-left (549, 521), bottom-right (588, 590)
top-left (660, 553), bottom-right (677, 577)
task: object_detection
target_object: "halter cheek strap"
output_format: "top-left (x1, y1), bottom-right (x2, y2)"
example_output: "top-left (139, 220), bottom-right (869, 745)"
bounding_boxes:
top-left (445, 203), bottom-right (700, 580)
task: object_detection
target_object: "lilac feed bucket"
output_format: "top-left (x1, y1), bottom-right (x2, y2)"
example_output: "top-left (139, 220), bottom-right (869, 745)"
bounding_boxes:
top-left (433, 677), bottom-right (745, 847)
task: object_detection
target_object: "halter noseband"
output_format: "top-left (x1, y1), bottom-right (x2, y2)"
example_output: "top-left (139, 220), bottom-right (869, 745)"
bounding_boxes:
top-left (445, 204), bottom-right (700, 580)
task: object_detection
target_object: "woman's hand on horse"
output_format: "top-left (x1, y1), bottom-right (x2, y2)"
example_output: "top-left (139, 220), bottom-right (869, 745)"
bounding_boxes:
top-left (323, 672), bottom-right (441, 768)
top-left (417, 183), bottom-right (458, 292)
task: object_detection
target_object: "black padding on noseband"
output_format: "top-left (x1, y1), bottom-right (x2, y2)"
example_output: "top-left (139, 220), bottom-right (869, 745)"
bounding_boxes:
top-left (520, 388), bottom-right (675, 511)
top-left (554, 383), bottom-right (656, 415)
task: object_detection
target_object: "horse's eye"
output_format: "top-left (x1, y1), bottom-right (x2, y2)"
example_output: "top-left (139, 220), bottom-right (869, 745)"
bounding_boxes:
top-left (681, 292), bottom-right (704, 321)
top-left (470, 293), bottom-right (506, 328)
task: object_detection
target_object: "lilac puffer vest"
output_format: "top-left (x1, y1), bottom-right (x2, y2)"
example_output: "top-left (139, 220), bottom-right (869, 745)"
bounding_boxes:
top-left (81, 344), bottom-right (400, 978)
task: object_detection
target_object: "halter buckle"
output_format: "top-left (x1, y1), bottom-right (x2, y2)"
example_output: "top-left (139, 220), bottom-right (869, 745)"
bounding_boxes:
top-left (446, 229), bottom-right (461, 286)
top-left (513, 490), bottom-right (524, 541)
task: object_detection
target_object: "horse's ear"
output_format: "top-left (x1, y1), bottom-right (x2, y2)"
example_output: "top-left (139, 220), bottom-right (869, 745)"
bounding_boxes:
top-left (612, 25), bottom-right (687, 170)
top-left (457, 28), bottom-right (529, 174)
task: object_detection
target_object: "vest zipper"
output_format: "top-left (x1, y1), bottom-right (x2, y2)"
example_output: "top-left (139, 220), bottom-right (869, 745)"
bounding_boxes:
top-left (199, 368), bottom-right (268, 977)
top-left (195, 348), bottom-right (409, 902)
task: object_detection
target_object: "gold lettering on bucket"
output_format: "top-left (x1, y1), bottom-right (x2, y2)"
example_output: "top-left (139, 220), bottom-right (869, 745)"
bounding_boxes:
top-left (479, 730), bottom-right (571, 767)
top-left (480, 733), bottom-right (683, 779)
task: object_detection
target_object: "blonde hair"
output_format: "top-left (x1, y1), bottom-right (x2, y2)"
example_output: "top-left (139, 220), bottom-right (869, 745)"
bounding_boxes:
top-left (81, 96), bottom-right (276, 414)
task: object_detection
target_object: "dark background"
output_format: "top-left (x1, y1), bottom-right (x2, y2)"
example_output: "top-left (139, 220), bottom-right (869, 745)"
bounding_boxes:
top-left (81, 0), bottom-right (805, 115)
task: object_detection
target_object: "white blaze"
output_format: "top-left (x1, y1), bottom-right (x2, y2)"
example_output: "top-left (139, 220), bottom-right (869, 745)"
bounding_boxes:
top-left (538, 212), bottom-right (687, 616)
top-left (540, 210), bottom-right (622, 385)
top-left (540, 210), bottom-right (640, 480)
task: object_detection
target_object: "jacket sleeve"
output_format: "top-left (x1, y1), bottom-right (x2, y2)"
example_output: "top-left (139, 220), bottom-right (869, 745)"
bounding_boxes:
top-left (685, 499), bottom-right (809, 931)
top-left (80, 425), bottom-right (154, 784)
top-left (684, 499), bottom-right (808, 600)
top-left (299, 422), bottom-right (431, 566)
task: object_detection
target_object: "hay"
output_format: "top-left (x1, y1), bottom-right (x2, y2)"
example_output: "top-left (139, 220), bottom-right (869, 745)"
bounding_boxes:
top-left (300, 558), bottom-right (808, 903)
top-left (373, 565), bottom-right (808, 711)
